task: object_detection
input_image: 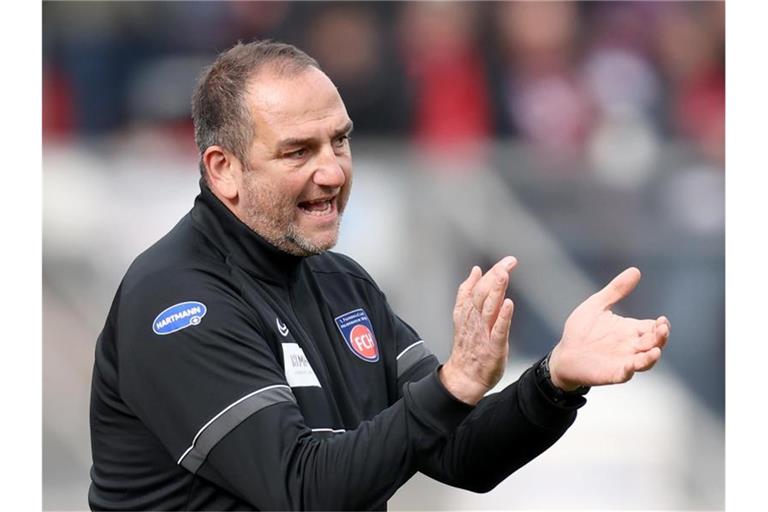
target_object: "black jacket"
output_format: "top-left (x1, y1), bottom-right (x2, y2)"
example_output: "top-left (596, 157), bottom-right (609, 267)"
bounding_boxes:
top-left (89, 181), bottom-right (584, 511)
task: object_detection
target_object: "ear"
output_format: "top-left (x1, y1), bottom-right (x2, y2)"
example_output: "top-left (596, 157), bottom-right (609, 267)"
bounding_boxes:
top-left (202, 145), bottom-right (243, 201)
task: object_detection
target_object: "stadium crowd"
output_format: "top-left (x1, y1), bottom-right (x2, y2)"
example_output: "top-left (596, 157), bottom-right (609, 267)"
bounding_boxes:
top-left (43, 1), bottom-right (724, 165)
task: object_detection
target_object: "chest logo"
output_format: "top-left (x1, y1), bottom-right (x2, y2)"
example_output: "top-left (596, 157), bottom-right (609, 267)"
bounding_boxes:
top-left (334, 308), bottom-right (379, 362)
top-left (152, 301), bottom-right (207, 335)
top-left (276, 317), bottom-right (290, 337)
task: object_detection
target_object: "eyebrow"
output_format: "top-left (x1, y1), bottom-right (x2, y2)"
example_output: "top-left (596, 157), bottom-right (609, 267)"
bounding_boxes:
top-left (275, 120), bottom-right (354, 152)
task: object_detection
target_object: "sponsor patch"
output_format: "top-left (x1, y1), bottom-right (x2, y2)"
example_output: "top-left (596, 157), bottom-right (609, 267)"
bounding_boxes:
top-left (334, 308), bottom-right (379, 362)
top-left (282, 343), bottom-right (321, 387)
top-left (152, 301), bottom-right (207, 335)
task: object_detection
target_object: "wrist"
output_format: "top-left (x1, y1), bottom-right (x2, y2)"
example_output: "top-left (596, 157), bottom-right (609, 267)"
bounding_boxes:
top-left (438, 360), bottom-right (486, 406)
top-left (548, 345), bottom-right (580, 392)
top-left (535, 352), bottom-right (590, 404)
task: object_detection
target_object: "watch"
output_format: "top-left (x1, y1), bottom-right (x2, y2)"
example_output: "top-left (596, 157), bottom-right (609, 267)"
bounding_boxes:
top-left (534, 352), bottom-right (590, 404)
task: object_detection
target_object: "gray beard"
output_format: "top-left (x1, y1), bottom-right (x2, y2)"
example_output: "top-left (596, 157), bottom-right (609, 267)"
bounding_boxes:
top-left (240, 179), bottom-right (340, 257)
top-left (284, 221), bottom-right (340, 256)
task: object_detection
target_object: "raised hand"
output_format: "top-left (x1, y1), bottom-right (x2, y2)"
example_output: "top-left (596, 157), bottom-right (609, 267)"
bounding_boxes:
top-left (440, 256), bottom-right (517, 405)
top-left (548, 267), bottom-right (670, 391)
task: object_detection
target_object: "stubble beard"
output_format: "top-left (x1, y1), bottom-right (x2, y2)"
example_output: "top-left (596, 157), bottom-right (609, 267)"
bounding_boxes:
top-left (240, 174), bottom-right (342, 257)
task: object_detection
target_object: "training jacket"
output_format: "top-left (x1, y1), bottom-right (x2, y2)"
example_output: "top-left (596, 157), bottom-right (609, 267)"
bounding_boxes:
top-left (88, 180), bottom-right (585, 511)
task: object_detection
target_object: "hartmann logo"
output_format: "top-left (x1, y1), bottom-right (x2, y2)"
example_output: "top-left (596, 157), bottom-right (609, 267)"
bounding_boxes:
top-left (152, 301), bottom-right (207, 335)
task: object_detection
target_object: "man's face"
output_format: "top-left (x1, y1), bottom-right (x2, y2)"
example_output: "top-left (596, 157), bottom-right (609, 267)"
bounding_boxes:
top-left (238, 66), bottom-right (353, 256)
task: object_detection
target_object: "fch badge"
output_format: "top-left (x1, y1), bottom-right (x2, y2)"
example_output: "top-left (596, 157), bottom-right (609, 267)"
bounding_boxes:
top-left (334, 308), bottom-right (379, 362)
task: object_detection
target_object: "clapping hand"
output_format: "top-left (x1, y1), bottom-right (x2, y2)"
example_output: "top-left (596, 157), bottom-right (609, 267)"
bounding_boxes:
top-left (440, 261), bottom-right (669, 405)
top-left (548, 267), bottom-right (670, 391)
top-left (440, 256), bottom-right (517, 405)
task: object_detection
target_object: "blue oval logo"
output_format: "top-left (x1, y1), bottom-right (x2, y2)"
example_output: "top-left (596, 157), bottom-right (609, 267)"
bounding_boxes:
top-left (152, 301), bottom-right (207, 335)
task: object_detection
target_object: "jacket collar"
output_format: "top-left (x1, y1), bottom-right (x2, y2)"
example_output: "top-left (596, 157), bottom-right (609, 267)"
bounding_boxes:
top-left (190, 180), bottom-right (304, 284)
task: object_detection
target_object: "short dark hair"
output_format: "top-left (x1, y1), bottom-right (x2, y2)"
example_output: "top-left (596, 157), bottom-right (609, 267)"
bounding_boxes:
top-left (191, 40), bottom-right (320, 179)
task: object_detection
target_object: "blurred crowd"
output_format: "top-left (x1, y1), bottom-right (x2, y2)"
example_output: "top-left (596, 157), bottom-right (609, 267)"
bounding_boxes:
top-left (43, 1), bottom-right (724, 166)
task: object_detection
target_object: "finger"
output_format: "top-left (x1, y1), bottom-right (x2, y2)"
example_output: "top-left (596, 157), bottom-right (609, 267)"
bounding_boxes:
top-left (590, 267), bottom-right (641, 310)
top-left (635, 321), bottom-right (669, 351)
top-left (471, 256), bottom-right (517, 311)
top-left (615, 316), bottom-right (654, 337)
top-left (655, 322), bottom-right (670, 349)
top-left (481, 271), bottom-right (509, 331)
top-left (628, 318), bottom-right (657, 335)
top-left (490, 298), bottom-right (515, 345)
top-left (624, 316), bottom-right (668, 338)
top-left (476, 256), bottom-right (515, 297)
top-left (634, 329), bottom-right (656, 352)
top-left (454, 266), bottom-right (481, 325)
top-left (656, 315), bottom-right (671, 330)
top-left (454, 266), bottom-right (481, 320)
top-left (455, 266), bottom-right (482, 306)
top-left (634, 347), bottom-right (662, 372)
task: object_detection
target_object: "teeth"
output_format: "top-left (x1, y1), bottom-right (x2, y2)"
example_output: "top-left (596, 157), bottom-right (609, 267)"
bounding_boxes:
top-left (300, 200), bottom-right (333, 216)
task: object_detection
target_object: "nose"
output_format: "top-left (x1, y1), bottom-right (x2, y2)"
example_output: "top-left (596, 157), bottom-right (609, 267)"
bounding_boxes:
top-left (313, 146), bottom-right (347, 188)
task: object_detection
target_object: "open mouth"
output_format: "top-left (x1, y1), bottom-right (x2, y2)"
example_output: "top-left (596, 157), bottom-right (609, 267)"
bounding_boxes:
top-left (298, 196), bottom-right (337, 217)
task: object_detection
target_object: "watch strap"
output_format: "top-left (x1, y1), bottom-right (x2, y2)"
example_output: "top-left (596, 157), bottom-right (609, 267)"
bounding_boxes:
top-left (534, 352), bottom-right (590, 405)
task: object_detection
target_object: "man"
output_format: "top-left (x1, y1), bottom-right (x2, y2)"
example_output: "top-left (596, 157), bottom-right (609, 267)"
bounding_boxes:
top-left (89, 41), bottom-right (670, 511)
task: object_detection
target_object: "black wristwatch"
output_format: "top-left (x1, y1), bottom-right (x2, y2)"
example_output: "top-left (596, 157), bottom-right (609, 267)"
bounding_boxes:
top-left (534, 352), bottom-right (590, 404)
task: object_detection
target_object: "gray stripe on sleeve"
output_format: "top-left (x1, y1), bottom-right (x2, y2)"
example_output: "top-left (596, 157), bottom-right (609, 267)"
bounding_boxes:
top-left (178, 384), bottom-right (295, 473)
top-left (396, 340), bottom-right (432, 379)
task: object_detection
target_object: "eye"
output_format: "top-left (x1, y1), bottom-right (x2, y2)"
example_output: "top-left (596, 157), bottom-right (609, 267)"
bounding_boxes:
top-left (285, 148), bottom-right (308, 159)
top-left (333, 134), bottom-right (350, 148)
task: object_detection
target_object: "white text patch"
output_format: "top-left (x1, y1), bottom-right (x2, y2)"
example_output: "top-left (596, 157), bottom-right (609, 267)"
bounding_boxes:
top-left (281, 343), bottom-right (321, 388)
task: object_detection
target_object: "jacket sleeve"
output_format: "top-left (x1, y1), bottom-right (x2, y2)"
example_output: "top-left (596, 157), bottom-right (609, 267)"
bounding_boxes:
top-left (199, 368), bottom-right (473, 510)
top-left (375, 295), bottom-right (584, 494)
top-left (116, 268), bottom-right (474, 510)
top-left (417, 363), bottom-right (585, 493)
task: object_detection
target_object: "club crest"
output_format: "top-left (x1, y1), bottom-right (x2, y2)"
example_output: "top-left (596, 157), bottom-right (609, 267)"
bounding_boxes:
top-left (334, 308), bottom-right (379, 362)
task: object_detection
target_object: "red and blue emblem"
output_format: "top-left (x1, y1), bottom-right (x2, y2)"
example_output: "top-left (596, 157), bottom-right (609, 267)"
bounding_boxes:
top-left (334, 308), bottom-right (379, 362)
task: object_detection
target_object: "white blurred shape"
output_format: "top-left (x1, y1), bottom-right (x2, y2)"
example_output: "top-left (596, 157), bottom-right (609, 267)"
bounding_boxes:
top-left (589, 108), bottom-right (659, 189)
top-left (45, 140), bottom-right (199, 273)
top-left (43, 143), bottom-right (113, 257)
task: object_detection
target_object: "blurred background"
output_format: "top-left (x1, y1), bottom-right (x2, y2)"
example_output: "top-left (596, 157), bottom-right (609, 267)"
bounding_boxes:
top-left (42, 1), bottom-right (724, 510)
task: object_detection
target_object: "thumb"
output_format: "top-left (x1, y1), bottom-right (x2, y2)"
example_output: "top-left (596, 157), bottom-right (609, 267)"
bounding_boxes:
top-left (591, 267), bottom-right (641, 310)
